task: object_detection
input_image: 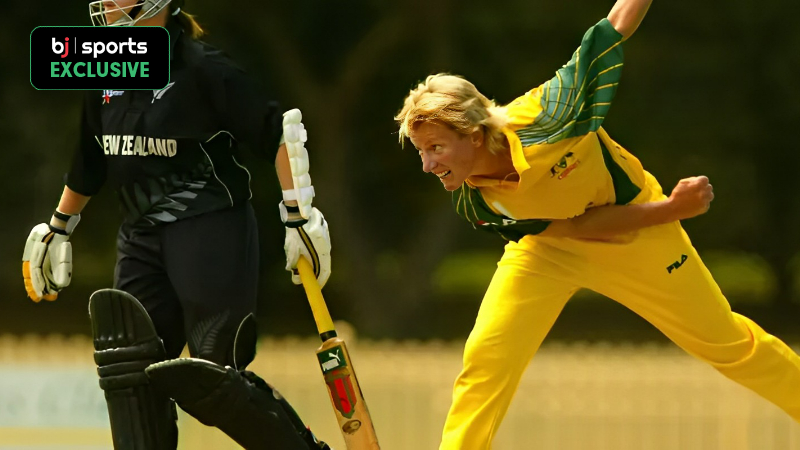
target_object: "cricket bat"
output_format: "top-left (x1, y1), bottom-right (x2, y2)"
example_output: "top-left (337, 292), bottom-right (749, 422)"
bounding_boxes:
top-left (296, 256), bottom-right (380, 450)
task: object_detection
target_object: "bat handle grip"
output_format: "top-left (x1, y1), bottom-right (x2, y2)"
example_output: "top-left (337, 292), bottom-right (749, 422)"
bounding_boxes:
top-left (297, 256), bottom-right (336, 337)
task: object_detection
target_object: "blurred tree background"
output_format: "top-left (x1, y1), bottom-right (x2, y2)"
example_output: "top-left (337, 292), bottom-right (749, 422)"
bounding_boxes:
top-left (1, 0), bottom-right (798, 342)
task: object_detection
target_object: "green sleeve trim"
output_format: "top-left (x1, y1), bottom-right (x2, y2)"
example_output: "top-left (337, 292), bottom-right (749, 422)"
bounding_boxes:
top-left (452, 185), bottom-right (551, 242)
top-left (516, 18), bottom-right (625, 147)
top-left (599, 139), bottom-right (641, 205)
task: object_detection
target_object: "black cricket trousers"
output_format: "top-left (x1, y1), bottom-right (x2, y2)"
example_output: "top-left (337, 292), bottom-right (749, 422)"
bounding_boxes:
top-left (114, 203), bottom-right (259, 365)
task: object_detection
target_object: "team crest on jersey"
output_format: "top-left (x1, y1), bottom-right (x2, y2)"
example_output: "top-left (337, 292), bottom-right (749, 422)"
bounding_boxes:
top-left (318, 346), bottom-right (358, 418)
top-left (102, 90), bottom-right (124, 104)
top-left (550, 151), bottom-right (581, 180)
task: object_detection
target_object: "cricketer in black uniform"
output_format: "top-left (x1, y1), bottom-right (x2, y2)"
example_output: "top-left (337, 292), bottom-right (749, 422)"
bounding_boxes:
top-left (69, 19), bottom-right (278, 364)
top-left (34, 8), bottom-right (332, 450)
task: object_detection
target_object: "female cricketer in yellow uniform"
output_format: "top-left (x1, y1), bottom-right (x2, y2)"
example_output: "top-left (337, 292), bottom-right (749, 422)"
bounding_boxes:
top-left (396, 0), bottom-right (800, 448)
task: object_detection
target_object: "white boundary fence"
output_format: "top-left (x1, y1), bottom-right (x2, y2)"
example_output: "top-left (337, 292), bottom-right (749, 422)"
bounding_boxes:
top-left (0, 332), bottom-right (798, 449)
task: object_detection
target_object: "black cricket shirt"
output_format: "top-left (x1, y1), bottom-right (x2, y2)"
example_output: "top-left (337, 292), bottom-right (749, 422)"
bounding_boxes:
top-left (66, 19), bottom-right (282, 227)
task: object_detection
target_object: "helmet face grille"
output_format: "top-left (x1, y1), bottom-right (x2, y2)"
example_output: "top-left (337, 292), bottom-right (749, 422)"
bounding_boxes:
top-left (88, 2), bottom-right (107, 26)
top-left (88, 0), bottom-right (172, 26)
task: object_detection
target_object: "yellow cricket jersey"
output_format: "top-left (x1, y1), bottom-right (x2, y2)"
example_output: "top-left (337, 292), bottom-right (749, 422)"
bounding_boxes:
top-left (454, 19), bottom-right (662, 241)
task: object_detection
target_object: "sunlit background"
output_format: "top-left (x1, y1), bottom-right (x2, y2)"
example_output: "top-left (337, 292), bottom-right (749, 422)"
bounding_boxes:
top-left (2, 0), bottom-right (799, 448)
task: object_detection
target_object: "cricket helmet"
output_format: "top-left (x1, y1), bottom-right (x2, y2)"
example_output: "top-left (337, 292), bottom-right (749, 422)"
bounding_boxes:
top-left (89, 0), bottom-right (184, 26)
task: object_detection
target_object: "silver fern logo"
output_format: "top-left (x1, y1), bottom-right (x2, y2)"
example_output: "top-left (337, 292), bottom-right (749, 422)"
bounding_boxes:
top-left (152, 81), bottom-right (175, 103)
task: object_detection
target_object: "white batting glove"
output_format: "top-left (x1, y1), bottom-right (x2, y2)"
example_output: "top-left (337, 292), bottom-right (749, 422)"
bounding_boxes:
top-left (281, 202), bottom-right (331, 288)
top-left (22, 211), bottom-right (80, 302)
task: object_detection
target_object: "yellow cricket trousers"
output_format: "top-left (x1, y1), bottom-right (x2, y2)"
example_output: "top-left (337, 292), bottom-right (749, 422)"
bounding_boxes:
top-left (440, 220), bottom-right (800, 450)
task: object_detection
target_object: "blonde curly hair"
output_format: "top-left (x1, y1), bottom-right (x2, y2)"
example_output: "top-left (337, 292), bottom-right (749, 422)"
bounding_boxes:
top-left (395, 74), bottom-right (508, 154)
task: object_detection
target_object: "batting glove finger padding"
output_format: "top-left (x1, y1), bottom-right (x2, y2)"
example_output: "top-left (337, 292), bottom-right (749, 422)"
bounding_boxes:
top-left (282, 109), bottom-right (314, 220)
top-left (21, 213), bottom-right (79, 302)
top-left (284, 207), bottom-right (331, 288)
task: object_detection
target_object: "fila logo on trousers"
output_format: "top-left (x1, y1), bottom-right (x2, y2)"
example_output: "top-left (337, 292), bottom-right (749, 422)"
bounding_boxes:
top-left (666, 254), bottom-right (688, 274)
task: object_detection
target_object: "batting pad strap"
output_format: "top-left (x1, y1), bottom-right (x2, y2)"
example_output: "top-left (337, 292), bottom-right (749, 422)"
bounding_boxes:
top-left (282, 187), bottom-right (315, 202)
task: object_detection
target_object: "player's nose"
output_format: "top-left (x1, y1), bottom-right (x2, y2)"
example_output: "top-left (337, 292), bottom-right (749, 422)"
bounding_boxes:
top-left (421, 153), bottom-right (437, 173)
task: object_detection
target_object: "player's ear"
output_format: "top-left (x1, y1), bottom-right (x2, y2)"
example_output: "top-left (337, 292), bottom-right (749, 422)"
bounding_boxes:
top-left (469, 128), bottom-right (484, 148)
